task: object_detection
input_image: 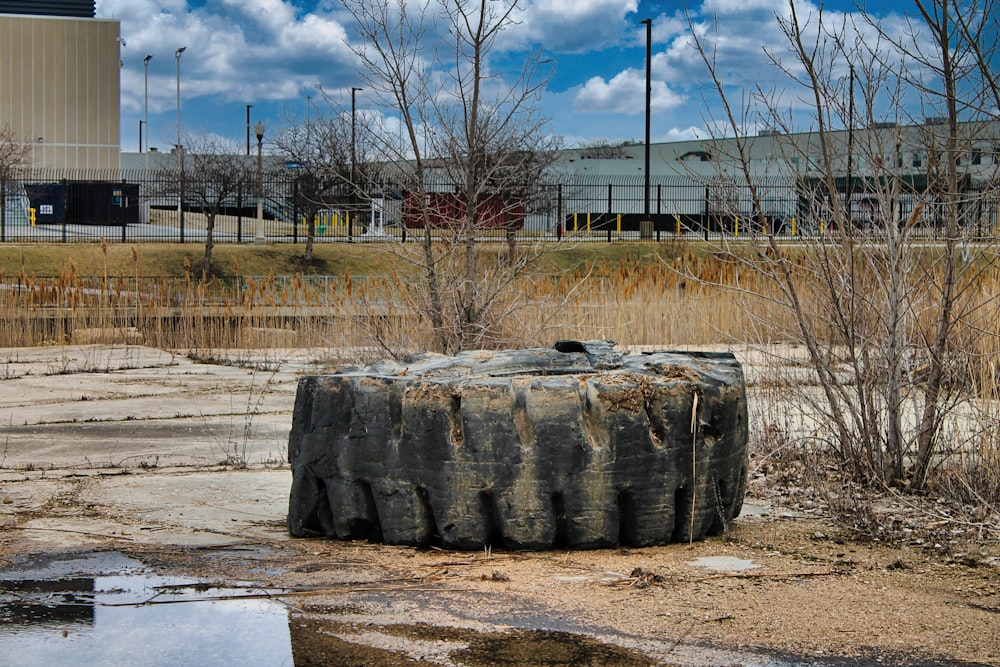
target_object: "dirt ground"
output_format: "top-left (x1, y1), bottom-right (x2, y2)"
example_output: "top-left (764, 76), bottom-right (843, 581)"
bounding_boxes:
top-left (1, 345), bottom-right (998, 666)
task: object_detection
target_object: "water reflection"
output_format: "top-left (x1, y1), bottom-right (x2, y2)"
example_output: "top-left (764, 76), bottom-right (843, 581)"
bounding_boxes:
top-left (0, 570), bottom-right (292, 667)
top-left (2, 551), bottom-right (976, 667)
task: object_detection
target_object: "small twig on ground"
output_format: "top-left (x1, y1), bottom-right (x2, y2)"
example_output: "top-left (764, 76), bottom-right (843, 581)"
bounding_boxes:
top-left (694, 568), bottom-right (844, 582)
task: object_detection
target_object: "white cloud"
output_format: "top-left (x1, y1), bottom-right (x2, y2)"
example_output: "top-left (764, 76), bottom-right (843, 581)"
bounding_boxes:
top-left (221, 0), bottom-right (297, 28)
top-left (573, 68), bottom-right (683, 115)
top-left (101, 0), bottom-right (949, 152)
top-left (97, 0), bottom-right (186, 20)
top-left (502, 0), bottom-right (638, 53)
top-left (700, 0), bottom-right (788, 15)
top-left (106, 0), bottom-right (356, 116)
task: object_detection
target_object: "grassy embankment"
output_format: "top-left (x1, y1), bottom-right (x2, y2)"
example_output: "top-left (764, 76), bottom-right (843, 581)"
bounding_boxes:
top-left (2, 241), bottom-right (997, 373)
top-left (0, 242), bottom-right (752, 351)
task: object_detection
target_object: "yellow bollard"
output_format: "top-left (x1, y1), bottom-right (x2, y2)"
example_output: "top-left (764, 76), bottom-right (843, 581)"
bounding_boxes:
top-left (586, 213), bottom-right (591, 233)
top-left (675, 214), bottom-right (681, 235)
top-left (573, 213), bottom-right (578, 232)
top-left (791, 217), bottom-right (797, 236)
top-left (29, 207), bottom-right (36, 226)
top-left (735, 217), bottom-right (740, 238)
top-left (616, 213), bottom-right (621, 235)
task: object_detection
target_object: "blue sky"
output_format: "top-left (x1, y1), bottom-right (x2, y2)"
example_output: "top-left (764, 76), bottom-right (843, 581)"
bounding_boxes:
top-left (98, 0), bottom-right (913, 154)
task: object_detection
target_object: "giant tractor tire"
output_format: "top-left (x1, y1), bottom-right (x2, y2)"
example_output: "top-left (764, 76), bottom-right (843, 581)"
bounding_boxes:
top-left (287, 341), bottom-right (748, 550)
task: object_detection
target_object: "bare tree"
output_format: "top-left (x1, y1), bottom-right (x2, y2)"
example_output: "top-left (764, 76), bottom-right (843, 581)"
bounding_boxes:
top-left (0, 125), bottom-right (30, 180)
top-left (341, 0), bottom-right (560, 355)
top-left (881, 0), bottom-right (1000, 488)
top-left (0, 126), bottom-right (31, 232)
top-left (579, 139), bottom-right (628, 160)
top-left (273, 113), bottom-right (353, 261)
top-left (160, 136), bottom-right (253, 277)
top-left (683, 0), bottom-right (1000, 493)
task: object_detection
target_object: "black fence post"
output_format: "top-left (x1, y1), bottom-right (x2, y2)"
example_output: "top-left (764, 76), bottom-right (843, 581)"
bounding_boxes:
top-left (237, 183), bottom-right (243, 243)
top-left (347, 200), bottom-right (353, 242)
top-left (703, 186), bottom-right (710, 242)
top-left (0, 177), bottom-right (5, 243)
top-left (120, 179), bottom-right (127, 243)
top-left (179, 178), bottom-right (186, 243)
top-left (293, 177), bottom-right (299, 245)
top-left (557, 184), bottom-right (563, 240)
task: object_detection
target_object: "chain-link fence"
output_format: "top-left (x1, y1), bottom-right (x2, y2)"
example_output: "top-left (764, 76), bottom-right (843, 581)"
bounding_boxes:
top-left (1, 168), bottom-right (997, 244)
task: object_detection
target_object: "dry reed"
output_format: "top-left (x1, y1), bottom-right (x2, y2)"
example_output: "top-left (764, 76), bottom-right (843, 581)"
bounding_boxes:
top-left (7, 248), bottom-right (997, 353)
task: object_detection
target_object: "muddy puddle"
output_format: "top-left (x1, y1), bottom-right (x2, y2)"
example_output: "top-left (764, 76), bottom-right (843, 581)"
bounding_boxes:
top-left (0, 554), bottom-right (655, 667)
top-left (0, 550), bottom-right (972, 667)
top-left (0, 551), bottom-right (292, 667)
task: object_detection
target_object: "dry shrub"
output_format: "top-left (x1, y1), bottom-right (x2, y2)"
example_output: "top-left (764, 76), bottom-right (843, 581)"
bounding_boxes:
top-left (4, 245), bottom-right (1000, 533)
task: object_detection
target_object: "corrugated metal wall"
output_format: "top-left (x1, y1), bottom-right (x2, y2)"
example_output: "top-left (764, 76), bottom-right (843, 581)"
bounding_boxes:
top-left (0, 1), bottom-right (95, 18)
top-left (0, 14), bottom-right (120, 170)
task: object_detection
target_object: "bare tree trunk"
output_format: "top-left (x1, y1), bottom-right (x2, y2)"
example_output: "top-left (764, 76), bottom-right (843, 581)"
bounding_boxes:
top-left (304, 209), bottom-right (316, 263)
top-left (912, 0), bottom-right (961, 489)
top-left (421, 202), bottom-right (448, 352)
top-left (202, 214), bottom-right (215, 277)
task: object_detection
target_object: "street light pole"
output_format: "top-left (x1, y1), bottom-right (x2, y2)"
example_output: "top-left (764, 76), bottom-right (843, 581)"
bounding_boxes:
top-left (245, 104), bottom-right (253, 156)
top-left (143, 54), bottom-right (152, 158)
top-left (255, 121), bottom-right (266, 244)
top-left (175, 47), bottom-right (185, 155)
top-left (641, 18), bottom-right (652, 224)
top-left (143, 53), bottom-right (152, 223)
top-left (350, 87), bottom-right (361, 192)
top-left (350, 87), bottom-right (361, 241)
top-left (175, 47), bottom-right (186, 230)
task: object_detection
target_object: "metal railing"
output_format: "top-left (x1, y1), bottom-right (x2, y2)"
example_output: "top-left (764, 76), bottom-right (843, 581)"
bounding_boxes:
top-left (2, 168), bottom-right (997, 244)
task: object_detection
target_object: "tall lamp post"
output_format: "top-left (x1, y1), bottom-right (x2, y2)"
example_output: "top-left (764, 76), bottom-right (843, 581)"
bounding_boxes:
top-left (349, 87), bottom-right (362, 240)
top-left (641, 18), bottom-right (652, 230)
top-left (254, 121), bottom-right (266, 244)
top-left (143, 55), bottom-right (152, 157)
top-left (245, 104), bottom-right (253, 156)
top-left (175, 47), bottom-right (186, 230)
top-left (350, 87), bottom-right (362, 191)
top-left (142, 54), bottom-right (153, 223)
top-left (175, 47), bottom-right (185, 153)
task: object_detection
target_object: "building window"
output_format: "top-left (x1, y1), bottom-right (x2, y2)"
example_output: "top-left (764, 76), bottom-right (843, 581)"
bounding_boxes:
top-left (912, 151), bottom-right (923, 168)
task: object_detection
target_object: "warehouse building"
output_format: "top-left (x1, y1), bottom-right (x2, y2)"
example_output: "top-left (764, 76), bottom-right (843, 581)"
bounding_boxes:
top-left (0, 0), bottom-right (121, 171)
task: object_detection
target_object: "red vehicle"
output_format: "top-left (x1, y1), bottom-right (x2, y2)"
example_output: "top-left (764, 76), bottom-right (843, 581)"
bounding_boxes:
top-left (403, 191), bottom-right (525, 230)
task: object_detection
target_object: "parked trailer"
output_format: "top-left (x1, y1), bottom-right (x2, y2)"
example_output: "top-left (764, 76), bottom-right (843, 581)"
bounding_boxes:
top-left (402, 191), bottom-right (525, 230)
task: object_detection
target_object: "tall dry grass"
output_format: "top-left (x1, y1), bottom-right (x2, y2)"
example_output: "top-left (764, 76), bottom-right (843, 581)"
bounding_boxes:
top-left (10, 246), bottom-right (995, 352)
top-left (2, 245), bottom-right (998, 521)
top-left (3, 246), bottom-right (997, 354)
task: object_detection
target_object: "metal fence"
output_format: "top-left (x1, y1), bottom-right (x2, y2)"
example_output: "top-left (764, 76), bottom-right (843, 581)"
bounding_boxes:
top-left (2, 168), bottom-right (997, 244)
